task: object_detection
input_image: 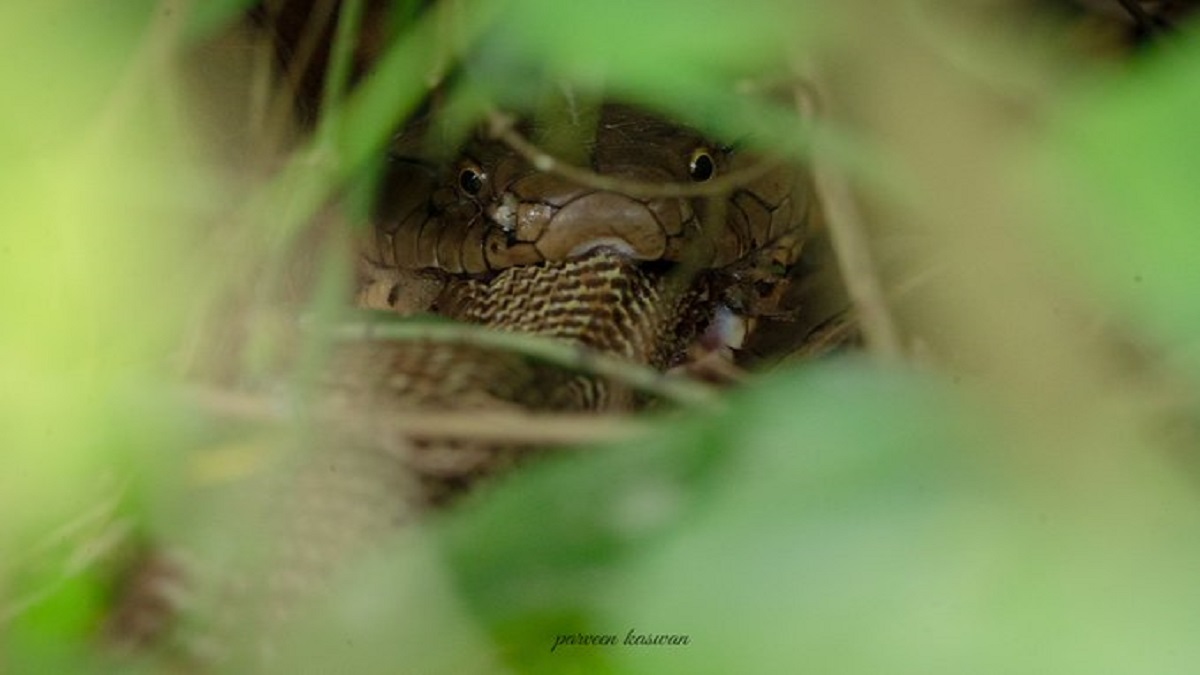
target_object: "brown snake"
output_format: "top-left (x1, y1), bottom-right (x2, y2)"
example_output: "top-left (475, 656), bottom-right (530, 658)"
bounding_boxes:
top-left (354, 104), bottom-right (814, 391)
top-left (103, 103), bottom-right (824, 660)
top-left (341, 103), bottom-right (818, 498)
top-left (368, 105), bottom-right (806, 275)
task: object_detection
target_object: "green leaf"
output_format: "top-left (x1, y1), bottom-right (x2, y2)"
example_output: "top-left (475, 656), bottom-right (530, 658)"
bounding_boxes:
top-left (440, 360), bottom-right (1200, 673)
top-left (1040, 29), bottom-right (1200, 359)
top-left (183, 0), bottom-right (260, 43)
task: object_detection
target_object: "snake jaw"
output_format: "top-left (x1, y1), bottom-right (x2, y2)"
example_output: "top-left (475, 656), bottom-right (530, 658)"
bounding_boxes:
top-left (566, 237), bottom-right (639, 259)
top-left (532, 192), bottom-right (669, 261)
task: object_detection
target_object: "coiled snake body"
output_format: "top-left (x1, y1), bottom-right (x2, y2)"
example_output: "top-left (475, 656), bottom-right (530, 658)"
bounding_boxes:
top-left (355, 103), bottom-right (813, 404)
top-left (344, 103), bottom-right (816, 498)
top-left (104, 104), bottom-right (821, 657)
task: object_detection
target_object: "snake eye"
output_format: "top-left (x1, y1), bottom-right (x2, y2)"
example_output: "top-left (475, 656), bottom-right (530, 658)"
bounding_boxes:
top-left (688, 148), bottom-right (716, 182)
top-left (458, 163), bottom-right (486, 196)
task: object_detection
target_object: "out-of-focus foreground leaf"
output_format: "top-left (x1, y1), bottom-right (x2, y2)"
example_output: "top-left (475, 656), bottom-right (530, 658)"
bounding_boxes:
top-left (0, 2), bottom-right (220, 670)
top-left (1040, 26), bottom-right (1200, 372)
top-left (437, 361), bottom-right (1200, 674)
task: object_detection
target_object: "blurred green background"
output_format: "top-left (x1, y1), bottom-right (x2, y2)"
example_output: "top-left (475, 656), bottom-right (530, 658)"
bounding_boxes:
top-left (2, 0), bottom-right (1198, 673)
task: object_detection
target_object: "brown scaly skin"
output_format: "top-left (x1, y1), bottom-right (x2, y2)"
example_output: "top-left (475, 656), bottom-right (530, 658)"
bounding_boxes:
top-left (347, 103), bottom-right (820, 500)
top-left (369, 105), bottom-right (808, 275)
top-left (101, 105), bottom-right (830, 664)
top-left (335, 250), bottom-right (721, 503)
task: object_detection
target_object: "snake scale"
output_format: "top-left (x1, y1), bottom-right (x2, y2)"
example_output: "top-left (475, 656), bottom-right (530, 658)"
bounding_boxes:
top-left (103, 102), bottom-right (824, 663)
top-left (341, 102), bottom-right (816, 498)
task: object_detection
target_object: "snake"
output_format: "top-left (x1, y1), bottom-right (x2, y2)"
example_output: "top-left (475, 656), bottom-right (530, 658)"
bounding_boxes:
top-left (354, 103), bottom-right (815, 389)
top-left (339, 102), bottom-right (820, 497)
top-left (100, 102), bottom-right (828, 660)
top-left (369, 104), bottom-right (806, 276)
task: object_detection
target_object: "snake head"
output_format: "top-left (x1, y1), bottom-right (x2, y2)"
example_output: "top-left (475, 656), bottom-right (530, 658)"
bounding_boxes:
top-left (371, 105), bottom-right (808, 279)
top-left (481, 163), bottom-right (696, 265)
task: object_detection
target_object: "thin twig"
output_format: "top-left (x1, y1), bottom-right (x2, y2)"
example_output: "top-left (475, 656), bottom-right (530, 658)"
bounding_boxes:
top-left (261, 0), bottom-right (339, 148)
top-left (485, 109), bottom-right (781, 200)
top-left (789, 312), bottom-right (861, 361)
top-left (328, 318), bottom-right (720, 408)
top-left (368, 409), bottom-right (648, 445)
top-left (1, 480), bottom-right (129, 623)
top-left (1113, 0), bottom-right (1166, 34)
top-left (316, 0), bottom-right (366, 146)
top-left (799, 73), bottom-right (904, 360)
top-left (187, 385), bottom-right (651, 446)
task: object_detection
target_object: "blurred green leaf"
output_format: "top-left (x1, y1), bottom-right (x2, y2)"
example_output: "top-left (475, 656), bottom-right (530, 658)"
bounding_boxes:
top-left (183, 0), bottom-right (260, 43)
top-left (477, 0), bottom-right (819, 88)
top-left (464, 0), bottom-right (831, 159)
top-left (247, 0), bottom-right (500, 250)
top-left (260, 530), bottom-right (503, 675)
top-left (437, 362), bottom-right (976, 671)
top-left (440, 360), bottom-right (1200, 674)
top-left (1041, 28), bottom-right (1200, 359)
top-left (0, 2), bottom-right (218, 666)
top-left (0, 1), bottom-right (157, 150)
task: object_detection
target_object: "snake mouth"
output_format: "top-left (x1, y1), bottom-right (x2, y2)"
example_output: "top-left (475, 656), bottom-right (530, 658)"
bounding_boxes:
top-left (553, 244), bottom-right (686, 280)
top-left (564, 243), bottom-right (690, 289)
top-left (565, 237), bottom-right (640, 259)
top-left (459, 234), bottom-right (683, 283)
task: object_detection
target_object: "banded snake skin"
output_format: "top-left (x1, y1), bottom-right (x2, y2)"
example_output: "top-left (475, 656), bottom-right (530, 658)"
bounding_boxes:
top-left (102, 102), bottom-right (836, 664)
top-left (345, 102), bottom-right (820, 499)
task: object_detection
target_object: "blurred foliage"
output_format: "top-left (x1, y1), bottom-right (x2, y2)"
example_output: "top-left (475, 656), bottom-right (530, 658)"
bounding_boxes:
top-left (0, 1), bottom-right (209, 671)
top-left (442, 363), bottom-right (1200, 674)
top-left (2, 0), bottom-right (1199, 674)
top-left (1040, 22), bottom-right (1200, 370)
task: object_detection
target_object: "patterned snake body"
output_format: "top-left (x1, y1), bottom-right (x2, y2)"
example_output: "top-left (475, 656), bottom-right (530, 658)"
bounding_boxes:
top-left (371, 105), bottom-right (806, 276)
top-left (359, 104), bottom-right (813, 398)
top-left (104, 104), bottom-right (818, 657)
top-left (346, 102), bottom-right (815, 498)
